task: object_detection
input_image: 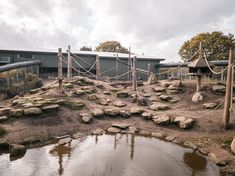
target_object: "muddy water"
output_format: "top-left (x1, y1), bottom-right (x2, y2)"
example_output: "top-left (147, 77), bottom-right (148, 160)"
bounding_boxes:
top-left (0, 134), bottom-right (221, 176)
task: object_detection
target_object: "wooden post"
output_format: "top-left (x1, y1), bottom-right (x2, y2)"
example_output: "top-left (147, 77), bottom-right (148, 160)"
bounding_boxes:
top-left (128, 46), bottom-right (131, 81)
top-left (96, 55), bottom-right (100, 79)
top-left (116, 54), bottom-right (119, 81)
top-left (222, 48), bottom-right (234, 129)
top-left (147, 63), bottom-right (151, 79)
top-left (67, 45), bottom-right (72, 78)
top-left (196, 75), bottom-right (202, 92)
top-left (58, 48), bottom-right (63, 93)
top-left (132, 56), bottom-right (137, 91)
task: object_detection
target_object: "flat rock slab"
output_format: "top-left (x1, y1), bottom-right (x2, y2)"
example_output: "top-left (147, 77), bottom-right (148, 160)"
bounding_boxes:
top-left (104, 108), bottom-right (120, 116)
top-left (24, 107), bottom-right (42, 116)
top-left (107, 127), bottom-right (121, 133)
top-left (153, 87), bottom-right (165, 92)
top-left (130, 107), bottom-right (144, 114)
top-left (91, 128), bottom-right (105, 135)
top-left (112, 122), bottom-right (130, 129)
top-left (91, 109), bottom-right (104, 118)
top-left (152, 132), bottom-right (165, 138)
top-left (153, 114), bottom-right (170, 125)
top-left (58, 137), bottom-right (72, 145)
top-left (42, 104), bottom-right (59, 112)
top-left (113, 101), bottom-right (127, 107)
top-left (203, 102), bottom-right (218, 109)
top-left (149, 103), bottom-right (170, 111)
top-left (0, 116), bottom-right (8, 122)
top-left (173, 116), bottom-right (195, 129)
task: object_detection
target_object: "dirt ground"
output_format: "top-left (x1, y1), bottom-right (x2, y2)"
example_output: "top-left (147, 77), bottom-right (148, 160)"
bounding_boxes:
top-left (0, 77), bottom-right (235, 174)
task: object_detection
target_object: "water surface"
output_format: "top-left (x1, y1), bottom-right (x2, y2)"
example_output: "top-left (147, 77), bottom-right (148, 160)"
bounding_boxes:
top-left (0, 134), bottom-right (221, 176)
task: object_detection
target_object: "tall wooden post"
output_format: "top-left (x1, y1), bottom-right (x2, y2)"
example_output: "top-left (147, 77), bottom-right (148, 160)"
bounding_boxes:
top-left (223, 48), bottom-right (234, 129)
top-left (96, 55), bottom-right (100, 79)
top-left (116, 54), bottom-right (119, 81)
top-left (196, 75), bottom-right (202, 92)
top-left (147, 63), bottom-right (151, 79)
top-left (132, 56), bottom-right (137, 91)
top-left (128, 46), bottom-right (131, 81)
top-left (67, 45), bottom-right (72, 78)
top-left (58, 48), bottom-right (63, 93)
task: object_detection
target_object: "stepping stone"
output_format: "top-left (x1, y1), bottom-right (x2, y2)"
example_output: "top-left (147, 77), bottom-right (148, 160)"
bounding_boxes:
top-left (141, 112), bottom-right (152, 120)
top-left (130, 107), bottom-right (144, 114)
top-left (152, 132), bottom-right (165, 138)
top-left (153, 87), bottom-right (165, 92)
top-left (112, 122), bottom-right (130, 129)
top-left (153, 114), bottom-right (170, 125)
top-left (91, 109), bottom-right (104, 118)
top-left (104, 108), bottom-right (120, 116)
top-left (172, 116), bottom-right (195, 129)
top-left (113, 101), bottom-right (126, 107)
top-left (107, 127), bottom-right (121, 133)
top-left (159, 95), bottom-right (172, 101)
top-left (91, 128), bottom-right (105, 135)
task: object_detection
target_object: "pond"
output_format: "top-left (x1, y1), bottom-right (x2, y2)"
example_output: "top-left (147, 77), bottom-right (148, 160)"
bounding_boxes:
top-left (0, 134), bottom-right (221, 176)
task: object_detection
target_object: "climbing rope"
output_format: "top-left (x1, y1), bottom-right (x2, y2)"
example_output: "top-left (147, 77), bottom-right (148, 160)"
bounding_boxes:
top-left (204, 51), bottom-right (228, 75)
top-left (108, 70), bottom-right (132, 79)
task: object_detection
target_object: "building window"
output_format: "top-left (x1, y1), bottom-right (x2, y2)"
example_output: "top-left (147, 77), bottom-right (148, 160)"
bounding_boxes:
top-left (18, 53), bottom-right (33, 59)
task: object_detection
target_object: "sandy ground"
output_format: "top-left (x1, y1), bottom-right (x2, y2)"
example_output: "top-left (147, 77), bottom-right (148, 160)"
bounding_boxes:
top-left (0, 77), bottom-right (235, 174)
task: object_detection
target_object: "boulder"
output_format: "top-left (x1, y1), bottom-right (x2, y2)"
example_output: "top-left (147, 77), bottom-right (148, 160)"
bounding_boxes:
top-left (231, 136), bottom-right (235, 154)
top-left (112, 122), bottom-right (130, 129)
top-left (116, 91), bottom-right (129, 98)
top-left (159, 95), bottom-right (172, 101)
top-left (153, 87), bottom-right (165, 92)
top-left (153, 114), bottom-right (170, 125)
top-left (42, 104), bottom-right (59, 112)
top-left (0, 116), bottom-right (8, 122)
top-left (9, 144), bottom-right (26, 156)
top-left (91, 128), bottom-right (105, 135)
top-left (80, 113), bottom-right (92, 123)
top-left (212, 85), bottom-right (226, 93)
top-left (147, 73), bottom-right (158, 85)
top-left (113, 101), bottom-right (127, 107)
top-left (9, 109), bottom-right (24, 117)
top-left (120, 110), bottom-right (131, 118)
top-left (203, 102), bottom-right (218, 109)
top-left (88, 94), bottom-right (98, 101)
top-left (91, 109), bottom-right (104, 118)
top-left (130, 107), bottom-right (144, 114)
top-left (192, 92), bottom-right (204, 103)
top-left (24, 107), bottom-right (42, 116)
top-left (173, 116), bottom-right (195, 129)
top-left (107, 127), bottom-right (121, 133)
top-left (141, 112), bottom-right (152, 120)
top-left (58, 137), bottom-right (72, 145)
top-left (104, 108), bottom-right (120, 116)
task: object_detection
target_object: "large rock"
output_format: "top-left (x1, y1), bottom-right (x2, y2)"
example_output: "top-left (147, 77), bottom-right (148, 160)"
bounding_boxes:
top-left (107, 127), bottom-right (121, 133)
top-left (24, 107), bottom-right (42, 116)
top-left (192, 92), bottom-right (204, 103)
top-left (212, 85), bottom-right (226, 93)
top-left (147, 73), bottom-right (158, 85)
top-left (153, 114), bottom-right (170, 125)
top-left (153, 87), bottom-right (165, 92)
top-left (9, 109), bottom-right (24, 117)
top-left (130, 107), bottom-right (144, 114)
top-left (80, 113), bottom-right (92, 123)
top-left (173, 116), bottom-right (195, 129)
top-left (9, 144), bottom-right (26, 156)
top-left (203, 102), bottom-right (218, 109)
top-left (91, 109), bottom-right (104, 118)
top-left (231, 136), bottom-right (235, 154)
top-left (104, 108), bottom-right (120, 116)
top-left (113, 101), bottom-right (127, 107)
top-left (112, 122), bottom-right (130, 129)
top-left (159, 95), bottom-right (172, 101)
top-left (141, 112), bottom-right (152, 120)
top-left (116, 91), bottom-right (129, 98)
top-left (42, 104), bottom-right (59, 112)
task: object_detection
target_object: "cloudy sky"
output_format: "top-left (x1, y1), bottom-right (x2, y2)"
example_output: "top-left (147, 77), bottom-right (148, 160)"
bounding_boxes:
top-left (0, 0), bottom-right (235, 62)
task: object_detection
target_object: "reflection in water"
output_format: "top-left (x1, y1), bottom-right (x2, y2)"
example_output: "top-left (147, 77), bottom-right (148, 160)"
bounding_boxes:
top-left (0, 134), bottom-right (221, 176)
top-left (183, 152), bottom-right (207, 176)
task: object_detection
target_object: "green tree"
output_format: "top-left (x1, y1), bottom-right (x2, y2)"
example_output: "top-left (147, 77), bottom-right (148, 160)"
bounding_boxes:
top-left (95, 41), bottom-right (129, 53)
top-left (179, 31), bottom-right (235, 61)
top-left (80, 46), bottom-right (92, 51)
